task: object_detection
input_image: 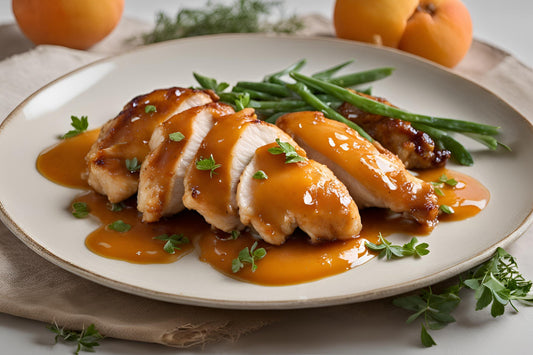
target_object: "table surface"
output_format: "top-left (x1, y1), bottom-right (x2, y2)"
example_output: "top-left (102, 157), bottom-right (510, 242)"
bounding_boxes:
top-left (1, 0), bottom-right (532, 354)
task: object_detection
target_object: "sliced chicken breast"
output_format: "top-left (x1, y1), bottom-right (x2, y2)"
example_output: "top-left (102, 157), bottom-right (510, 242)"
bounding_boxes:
top-left (137, 102), bottom-right (235, 222)
top-left (86, 87), bottom-right (216, 203)
top-left (237, 142), bottom-right (362, 245)
top-left (182, 108), bottom-right (298, 232)
top-left (277, 111), bottom-right (439, 228)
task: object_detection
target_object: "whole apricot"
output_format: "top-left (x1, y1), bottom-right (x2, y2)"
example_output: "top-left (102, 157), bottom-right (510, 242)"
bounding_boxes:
top-left (333, 0), bottom-right (473, 68)
top-left (12, 0), bottom-right (125, 50)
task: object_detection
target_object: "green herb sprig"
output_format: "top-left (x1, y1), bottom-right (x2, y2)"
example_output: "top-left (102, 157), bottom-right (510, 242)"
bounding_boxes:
top-left (153, 233), bottom-right (190, 254)
top-left (71, 202), bottom-right (90, 218)
top-left (195, 154), bottom-right (221, 177)
top-left (268, 138), bottom-right (306, 164)
top-left (47, 323), bottom-right (103, 355)
top-left (62, 115), bottom-right (88, 139)
top-left (125, 158), bottom-right (141, 173)
top-left (232, 241), bottom-right (267, 273)
top-left (107, 220), bottom-right (131, 232)
top-left (365, 234), bottom-right (430, 260)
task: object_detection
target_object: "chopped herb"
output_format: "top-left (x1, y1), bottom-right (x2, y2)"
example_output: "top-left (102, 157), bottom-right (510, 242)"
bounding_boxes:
top-left (439, 204), bottom-right (455, 214)
top-left (71, 202), bottom-right (89, 218)
top-left (365, 234), bottom-right (429, 260)
top-left (153, 233), bottom-right (189, 254)
top-left (434, 187), bottom-right (445, 197)
top-left (107, 202), bottom-right (125, 212)
top-left (253, 170), bottom-right (268, 180)
top-left (47, 322), bottom-right (103, 355)
top-left (232, 241), bottom-right (267, 273)
top-left (145, 105), bottom-right (157, 113)
top-left (231, 230), bottom-right (241, 240)
top-left (107, 220), bottom-right (131, 232)
top-left (125, 157), bottom-right (141, 173)
top-left (267, 138), bottom-right (306, 164)
top-left (196, 154), bottom-right (221, 177)
top-left (439, 174), bottom-right (458, 187)
top-left (235, 92), bottom-right (251, 111)
top-left (169, 131), bottom-right (185, 142)
top-left (142, 0), bottom-right (303, 44)
top-left (62, 115), bottom-right (88, 139)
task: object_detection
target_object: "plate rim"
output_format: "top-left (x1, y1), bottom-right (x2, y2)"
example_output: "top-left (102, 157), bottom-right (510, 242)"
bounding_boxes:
top-left (1, 33), bottom-right (533, 310)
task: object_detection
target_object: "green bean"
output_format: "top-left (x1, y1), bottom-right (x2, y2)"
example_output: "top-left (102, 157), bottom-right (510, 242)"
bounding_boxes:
top-left (235, 81), bottom-right (291, 97)
top-left (264, 59), bottom-right (307, 84)
top-left (232, 86), bottom-right (278, 101)
top-left (248, 99), bottom-right (309, 111)
top-left (311, 60), bottom-right (354, 80)
top-left (264, 112), bottom-right (290, 124)
top-left (286, 82), bottom-right (373, 142)
top-left (327, 67), bottom-right (395, 87)
top-left (411, 123), bottom-right (473, 166)
top-left (290, 72), bottom-right (500, 136)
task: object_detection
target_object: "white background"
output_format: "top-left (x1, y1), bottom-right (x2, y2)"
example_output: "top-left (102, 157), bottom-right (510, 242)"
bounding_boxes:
top-left (1, 0), bottom-right (533, 354)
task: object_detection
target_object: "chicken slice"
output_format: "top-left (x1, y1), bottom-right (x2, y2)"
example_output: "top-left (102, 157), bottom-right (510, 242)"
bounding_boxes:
top-left (182, 108), bottom-right (297, 232)
top-left (237, 142), bottom-right (362, 245)
top-left (337, 93), bottom-right (450, 169)
top-left (86, 87), bottom-right (216, 203)
top-left (137, 102), bottom-right (235, 222)
top-left (277, 111), bottom-right (439, 228)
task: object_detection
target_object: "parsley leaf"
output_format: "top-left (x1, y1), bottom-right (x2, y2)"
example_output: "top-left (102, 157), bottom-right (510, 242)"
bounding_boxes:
top-left (169, 131), bottom-right (185, 142)
top-left (232, 241), bottom-right (267, 273)
top-left (71, 202), bottom-right (89, 218)
top-left (107, 202), bottom-right (125, 212)
top-left (365, 234), bottom-right (429, 260)
top-left (253, 170), bottom-right (268, 180)
top-left (125, 158), bottom-right (141, 173)
top-left (145, 104), bottom-right (157, 113)
top-left (231, 230), bottom-right (240, 240)
top-left (267, 138), bottom-right (306, 164)
top-left (153, 233), bottom-right (189, 254)
top-left (193, 72), bottom-right (230, 92)
top-left (47, 323), bottom-right (103, 355)
top-left (235, 92), bottom-right (251, 111)
top-left (107, 220), bottom-right (131, 232)
top-left (62, 115), bottom-right (88, 139)
top-left (196, 154), bottom-right (221, 177)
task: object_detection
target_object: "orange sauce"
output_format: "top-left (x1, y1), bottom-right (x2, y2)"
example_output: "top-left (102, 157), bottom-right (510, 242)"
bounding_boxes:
top-left (36, 129), bottom-right (490, 285)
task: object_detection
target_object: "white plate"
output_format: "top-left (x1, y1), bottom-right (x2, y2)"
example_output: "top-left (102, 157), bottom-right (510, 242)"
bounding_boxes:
top-left (1, 35), bottom-right (532, 310)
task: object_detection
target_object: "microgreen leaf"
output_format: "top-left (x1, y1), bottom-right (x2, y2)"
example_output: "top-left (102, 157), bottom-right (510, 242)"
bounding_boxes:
top-left (267, 138), bottom-right (306, 164)
top-left (145, 104), bottom-right (157, 113)
top-left (365, 234), bottom-right (430, 260)
top-left (125, 157), bottom-right (141, 173)
top-left (231, 230), bottom-right (240, 240)
top-left (47, 322), bottom-right (103, 355)
top-left (107, 202), bottom-right (125, 212)
top-left (107, 220), bottom-right (131, 232)
top-left (195, 154), bottom-right (221, 177)
top-left (235, 92), bottom-right (251, 111)
top-left (71, 202), bottom-right (89, 218)
top-left (169, 131), bottom-right (185, 142)
top-left (62, 115), bottom-right (88, 139)
top-left (153, 233), bottom-right (189, 254)
top-left (253, 170), bottom-right (268, 180)
top-left (232, 241), bottom-right (267, 273)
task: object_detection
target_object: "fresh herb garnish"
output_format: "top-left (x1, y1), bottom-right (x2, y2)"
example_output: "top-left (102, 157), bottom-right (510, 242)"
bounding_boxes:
top-left (71, 202), bottom-right (89, 218)
top-left (365, 234), bottom-right (429, 260)
top-left (439, 204), bottom-right (455, 214)
top-left (394, 247), bottom-right (533, 347)
top-left (169, 131), bottom-right (185, 142)
top-left (268, 138), bottom-right (306, 164)
top-left (145, 104), bottom-right (157, 113)
top-left (62, 115), bottom-right (88, 139)
top-left (253, 170), bottom-right (268, 180)
top-left (438, 174), bottom-right (458, 187)
top-left (232, 241), bottom-right (267, 273)
top-left (142, 0), bottom-right (303, 44)
top-left (231, 230), bottom-right (241, 240)
top-left (235, 92), bottom-right (251, 111)
top-left (196, 154), bottom-right (221, 177)
top-left (125, 157), bottom-right (141, 173)
top-left (107, 202), bottom-right (125, 212)
top-left (107, 220), bottom-right (131, 232)
top-left (47, 322), bottom-right (103, 355)
top-left (153, 233), bottom-right (189, 254)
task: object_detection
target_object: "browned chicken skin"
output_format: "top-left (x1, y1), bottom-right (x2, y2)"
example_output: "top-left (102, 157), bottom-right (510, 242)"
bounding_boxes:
top-left (86, 87), bottom-right (216, 203)
top-left (337, 92), bottom-right (450, 170)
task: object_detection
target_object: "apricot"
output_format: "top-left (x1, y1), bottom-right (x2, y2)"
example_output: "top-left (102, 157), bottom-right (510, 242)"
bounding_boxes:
top-left (12, 0), bottom-right (124, 50)
top-left (333, 0), bottom-right (473, 68)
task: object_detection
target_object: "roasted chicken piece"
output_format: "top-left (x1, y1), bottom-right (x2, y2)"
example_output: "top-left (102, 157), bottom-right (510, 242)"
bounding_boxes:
top-left (237, 142), bottom-right (362, 245)
top-left (277, 111), bottom-right (439, 228)
top-left (86, 87), bottom-right (216, 203)
top-left (182, 108), bottom-right (298, 232)
top-left (337, 93), bottom-right (450, 169)
top-left (137, 103), bottom-right (235, 222)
